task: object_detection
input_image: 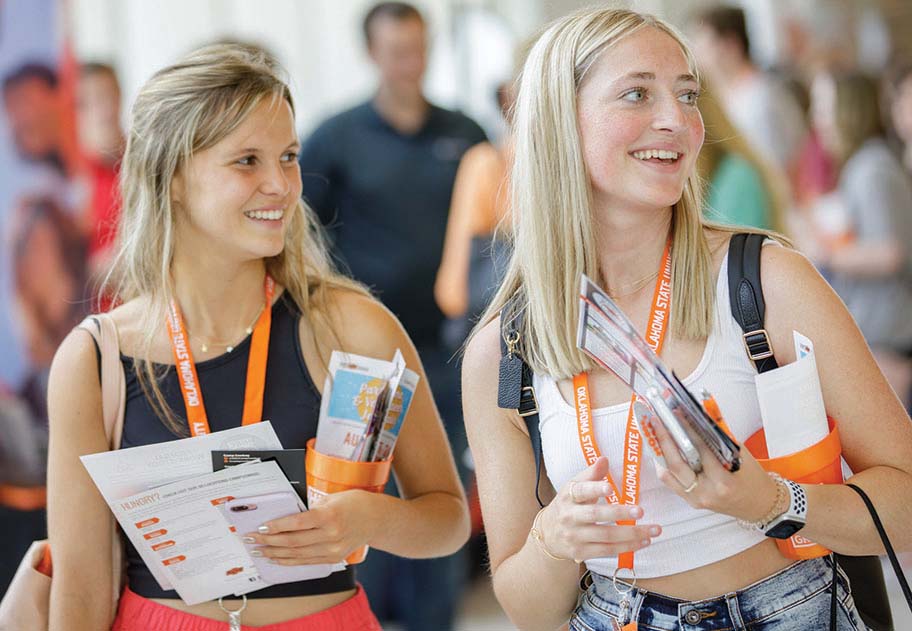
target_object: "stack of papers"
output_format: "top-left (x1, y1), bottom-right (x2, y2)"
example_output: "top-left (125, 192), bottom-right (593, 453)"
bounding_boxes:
top-left (81, 423), bottom-right (342, 605)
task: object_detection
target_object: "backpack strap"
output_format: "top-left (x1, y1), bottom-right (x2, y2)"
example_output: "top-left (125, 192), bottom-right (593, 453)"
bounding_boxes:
top-left (727, 233), bottom-right (779, 374)
top-left (497, 297), bottom-right (545, 508)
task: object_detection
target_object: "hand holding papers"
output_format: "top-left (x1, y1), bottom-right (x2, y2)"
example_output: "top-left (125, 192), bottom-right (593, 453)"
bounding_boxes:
top-left (576, 275), bottom-right (741, 473)
top-left (81, 423), bottom-right (342, 605)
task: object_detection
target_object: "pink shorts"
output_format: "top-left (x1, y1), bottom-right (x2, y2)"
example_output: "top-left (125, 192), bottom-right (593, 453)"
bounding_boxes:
top-left (111, 586), bottom-right (382, 630)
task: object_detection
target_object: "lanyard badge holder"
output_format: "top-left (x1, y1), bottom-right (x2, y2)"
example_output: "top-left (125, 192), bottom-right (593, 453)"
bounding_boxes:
top-left (168, 275), bottom-right (275, 627)
top-left (572, 239), bottom-right (672, 630)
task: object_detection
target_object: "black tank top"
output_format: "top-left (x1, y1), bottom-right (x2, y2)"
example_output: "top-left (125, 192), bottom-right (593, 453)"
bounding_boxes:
top-left (115, 294), bottom-right (355, 599)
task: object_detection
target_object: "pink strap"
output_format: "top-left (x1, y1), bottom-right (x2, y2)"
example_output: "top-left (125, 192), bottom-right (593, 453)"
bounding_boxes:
top-left (77, 314), bottom-right (126, 611)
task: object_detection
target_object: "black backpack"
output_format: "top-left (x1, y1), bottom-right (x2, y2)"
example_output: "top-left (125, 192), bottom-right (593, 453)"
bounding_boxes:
top-left (497, 232), bottom-right (904, 631)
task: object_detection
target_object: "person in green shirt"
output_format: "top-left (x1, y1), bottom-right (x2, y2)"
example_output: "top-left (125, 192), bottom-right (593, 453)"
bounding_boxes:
top-left (698, 84), bottom-right (787, 232)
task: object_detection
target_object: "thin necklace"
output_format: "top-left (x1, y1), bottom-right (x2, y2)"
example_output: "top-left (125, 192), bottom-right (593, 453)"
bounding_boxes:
top-left (190, 303), bottom-right (266, 354)
top-left (606, 269), bottom-right (660, 299)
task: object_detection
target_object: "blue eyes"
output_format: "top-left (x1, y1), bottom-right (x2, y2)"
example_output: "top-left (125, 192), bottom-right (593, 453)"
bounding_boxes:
top-left (620, 88), bottom-right (700, 105)
top-left (236, 152), bottom-right (299, 167)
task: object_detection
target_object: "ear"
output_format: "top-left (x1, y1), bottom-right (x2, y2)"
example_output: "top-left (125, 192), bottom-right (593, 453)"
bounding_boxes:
top-left (170, 169), bottom-right (185, 208)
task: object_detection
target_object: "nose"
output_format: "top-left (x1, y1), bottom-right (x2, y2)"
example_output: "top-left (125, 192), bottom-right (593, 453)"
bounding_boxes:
top-left (652, 93), bottom-right (686, 133)
top-left (260, 160), bottom-right (290, 197)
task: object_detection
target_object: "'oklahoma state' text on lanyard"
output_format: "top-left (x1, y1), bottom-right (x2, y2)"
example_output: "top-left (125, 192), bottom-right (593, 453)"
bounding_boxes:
top-left (167, 276), bottom-right (275, 436)
top-left (574, 239), bottom-right (671, 571)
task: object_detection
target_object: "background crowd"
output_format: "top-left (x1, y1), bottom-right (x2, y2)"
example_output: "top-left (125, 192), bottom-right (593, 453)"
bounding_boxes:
top-left (1, 0), bottom-right (911, 628)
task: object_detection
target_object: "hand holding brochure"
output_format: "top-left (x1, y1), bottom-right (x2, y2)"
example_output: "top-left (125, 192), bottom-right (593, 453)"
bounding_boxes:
top-left (576, 274), bottom-right (741, 472)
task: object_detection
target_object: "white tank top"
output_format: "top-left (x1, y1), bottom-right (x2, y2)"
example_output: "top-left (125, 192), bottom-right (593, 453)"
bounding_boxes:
top-left (534, 251), bottom-right (768, 578)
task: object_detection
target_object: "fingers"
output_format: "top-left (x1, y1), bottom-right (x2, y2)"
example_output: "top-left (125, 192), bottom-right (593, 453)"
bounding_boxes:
top-left (649, 415), bottom-right (699, 489)
top-left (574, 523), bottom-right (661, 545)
top-left (256, 510), bottom-right (317, 535)
top-left (567, 480), bottom-right (615, 505)
top-left (253, 541), bottom-right (348, 564)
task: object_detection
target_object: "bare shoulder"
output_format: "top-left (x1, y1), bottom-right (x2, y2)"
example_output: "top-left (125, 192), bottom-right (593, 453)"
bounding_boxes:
top-left (47, 322), bottom-right (104, 434)
top-left (318, 288), bottom-right (409, 358)
top-left (462, 316), bottom-right (503, 381)
top-left (760, 244), bottom-right (855, 365)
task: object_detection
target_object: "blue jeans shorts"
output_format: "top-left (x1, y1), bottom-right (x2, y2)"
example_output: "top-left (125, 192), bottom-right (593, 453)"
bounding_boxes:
top-left (570, 556), bottom-right (867, 631)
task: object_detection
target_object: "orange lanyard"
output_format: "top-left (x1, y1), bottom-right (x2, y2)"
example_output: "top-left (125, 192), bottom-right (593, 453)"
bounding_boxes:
top-left (574, 239), bottom-right (672, 570)
top-left (167, 275), bottom-right (275, 436)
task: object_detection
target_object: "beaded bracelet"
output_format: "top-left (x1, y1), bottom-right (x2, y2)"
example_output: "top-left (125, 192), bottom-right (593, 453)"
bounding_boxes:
top-left (737, 472), bottom-right (790, 531)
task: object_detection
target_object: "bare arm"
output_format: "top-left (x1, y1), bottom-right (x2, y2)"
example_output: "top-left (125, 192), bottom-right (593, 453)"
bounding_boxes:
top-left (762, 246), bottom-right (912, 554)
top-left (252, 292), bottom-right (468, 562)
top-left (46, 329), bottom-right (117, 631)
top-left (462, 320), bottom-right (659, 631)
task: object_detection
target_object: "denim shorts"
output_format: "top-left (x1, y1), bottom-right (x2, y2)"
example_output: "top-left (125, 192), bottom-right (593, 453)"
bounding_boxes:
top-left (570, 556), bottom-right (867, 631)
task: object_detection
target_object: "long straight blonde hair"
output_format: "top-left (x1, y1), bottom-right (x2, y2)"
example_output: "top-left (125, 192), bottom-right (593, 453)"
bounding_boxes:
top-left (477, 8), bottom-right (763, 379)
top-left (104, 43), bottom-right (366, 434)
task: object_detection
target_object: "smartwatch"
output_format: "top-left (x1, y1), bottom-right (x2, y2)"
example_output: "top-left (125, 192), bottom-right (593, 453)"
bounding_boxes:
top-left (762, 478), bottom-right (808, 539)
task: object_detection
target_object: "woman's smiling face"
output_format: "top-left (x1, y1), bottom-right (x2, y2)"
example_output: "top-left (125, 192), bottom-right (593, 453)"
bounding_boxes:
top-left (577, 26), bottom-right (705, 214)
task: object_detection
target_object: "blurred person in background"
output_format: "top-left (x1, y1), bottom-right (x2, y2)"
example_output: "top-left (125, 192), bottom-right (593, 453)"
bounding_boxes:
top-left (297, 3), bottom-right (486, 629)
top-left (77, 62), bottom-right (124, 278)
top-left (890, 63), bottom-right (912, 174)
top-left (697, 83), bottom-right (785, 232)
top-left (692, 6), bottom-right (807, 181)
top-left (809, 71), bottom-right (912, 408)
top-left (435, 79), bottom-right (514, 350)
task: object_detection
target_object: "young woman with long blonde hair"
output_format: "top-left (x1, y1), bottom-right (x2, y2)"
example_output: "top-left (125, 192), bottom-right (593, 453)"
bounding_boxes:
top-left (46, 44), bottom-right (468, 631)
top-left (462, 8), bottom-right (912, 630)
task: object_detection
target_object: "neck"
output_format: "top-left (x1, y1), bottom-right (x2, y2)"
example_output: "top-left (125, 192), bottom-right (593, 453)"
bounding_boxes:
top-left (170, 249), bottom-right (268, 342)
top-left (593, 204), bottom-right (672, 295)
top-left (373, 85), bottom-right (428, 133)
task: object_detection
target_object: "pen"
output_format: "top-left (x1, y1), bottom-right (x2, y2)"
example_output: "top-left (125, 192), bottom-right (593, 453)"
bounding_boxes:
top-left (699, 389), bottom-right (735, 441)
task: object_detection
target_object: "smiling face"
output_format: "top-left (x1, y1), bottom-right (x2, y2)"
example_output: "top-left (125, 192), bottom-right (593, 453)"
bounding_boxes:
top-left (577, 27), bottom-right (704, 217)
top-left (171, 97), bottom-right (301, 264)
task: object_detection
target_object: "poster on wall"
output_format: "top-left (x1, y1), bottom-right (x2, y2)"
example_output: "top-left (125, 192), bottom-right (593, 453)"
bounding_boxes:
top-left (0, 0), bottom-right (103, 592)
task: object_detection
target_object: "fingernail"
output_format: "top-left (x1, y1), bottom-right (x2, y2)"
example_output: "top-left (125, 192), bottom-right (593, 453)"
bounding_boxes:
top-left (250, 550), bottom-right (263, 557)
top-left (242, 536), bottom-right (255, 544)
top-left (641, 539), bottom-right (651, 547)
top-left (649, 526), bottom-right (661, 537)
top-left (257, 525), bottom-right (270, 534)
top-left (629, 507), bottom-right (643, 518)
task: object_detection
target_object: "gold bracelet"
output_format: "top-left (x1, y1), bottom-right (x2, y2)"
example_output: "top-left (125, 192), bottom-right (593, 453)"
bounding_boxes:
top-left (738, 472), bottom-right (789, 530)
top-left (529, 507), bottom-right (574, 562)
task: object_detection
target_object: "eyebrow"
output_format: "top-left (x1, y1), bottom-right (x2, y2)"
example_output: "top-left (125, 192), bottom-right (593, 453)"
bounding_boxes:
top-left (232, 141), bottom-right (301, 155)
top-left (616, 72), bottom-right (698, 84)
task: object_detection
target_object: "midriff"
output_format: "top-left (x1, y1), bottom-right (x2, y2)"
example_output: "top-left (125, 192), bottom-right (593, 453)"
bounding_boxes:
top-left (150, 588), bottom-right (357, 625)
top-left (635, 539), bottom-right (794, 600)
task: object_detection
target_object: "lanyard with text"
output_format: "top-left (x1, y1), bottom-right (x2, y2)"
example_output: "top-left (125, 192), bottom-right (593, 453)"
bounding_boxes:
top-left (573, 239), bottom-right (671, 572)
top-left (167, 275), bottom-right (275, 436)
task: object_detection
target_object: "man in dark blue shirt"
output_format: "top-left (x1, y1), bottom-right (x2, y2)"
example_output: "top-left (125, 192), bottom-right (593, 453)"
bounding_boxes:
top-left (298, 4), bottom-right (486, 630)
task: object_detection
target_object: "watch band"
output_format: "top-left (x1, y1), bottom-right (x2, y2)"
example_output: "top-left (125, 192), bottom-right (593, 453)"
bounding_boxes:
top-left (762, 478), bottom-right (808, 539)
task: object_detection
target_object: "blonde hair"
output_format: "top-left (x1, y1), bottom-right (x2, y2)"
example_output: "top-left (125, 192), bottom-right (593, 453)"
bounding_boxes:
top-left (478, 8), bottom-right (775, 379)
top-left (104, 43), bottom-right (366, 434)
top-left (697, 83), bottom-right (788, 234)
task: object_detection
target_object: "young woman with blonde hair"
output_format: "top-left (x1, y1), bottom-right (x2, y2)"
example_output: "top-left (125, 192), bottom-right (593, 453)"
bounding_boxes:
top-left (462, 8), bottom-right (912, 630)
top-left (46, 43), bottom-right (468, 631)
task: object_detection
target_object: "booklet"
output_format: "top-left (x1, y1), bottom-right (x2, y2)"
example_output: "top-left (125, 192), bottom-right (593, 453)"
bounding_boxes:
top-left (109, 459), bottom-right (340, 605)
top-left (576, 274), bottom-right (741, 472)
top-left (82, 423), bottom-right (283, 590)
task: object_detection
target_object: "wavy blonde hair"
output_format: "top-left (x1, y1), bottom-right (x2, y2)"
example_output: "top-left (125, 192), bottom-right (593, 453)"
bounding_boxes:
top-left (104, 43), bottom-right (366, 434)
top-left (477, 8), bottom-right (775, 379)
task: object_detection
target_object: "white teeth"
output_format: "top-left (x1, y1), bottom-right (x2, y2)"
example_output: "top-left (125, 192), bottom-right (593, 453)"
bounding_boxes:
top-left (244, 209), bottom-right (284, 221)
top-left (633, 149), bottom-right (680, 161)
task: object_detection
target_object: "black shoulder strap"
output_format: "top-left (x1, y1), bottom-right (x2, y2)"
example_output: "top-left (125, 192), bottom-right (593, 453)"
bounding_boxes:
top-left (727, 233), bottom-right (779, 374)
top-left (498, 297), bottom-right (545, 508)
